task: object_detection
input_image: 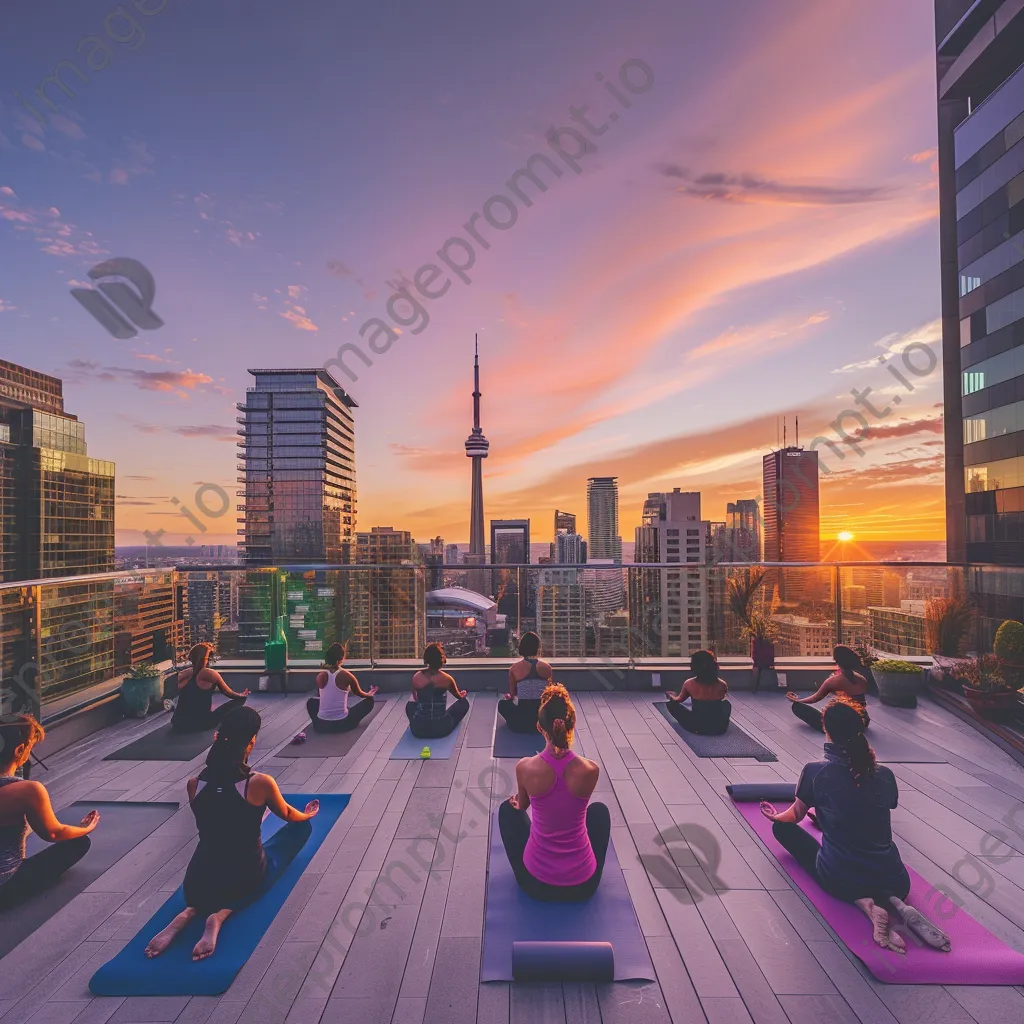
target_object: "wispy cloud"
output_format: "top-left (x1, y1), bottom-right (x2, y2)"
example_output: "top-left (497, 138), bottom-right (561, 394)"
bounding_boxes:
top-left (832, 318), bottom-right (941, 373)
top-left (658, 165), bottom-right (890, 206)
top-left (68, 360), bottom-right (215, 398)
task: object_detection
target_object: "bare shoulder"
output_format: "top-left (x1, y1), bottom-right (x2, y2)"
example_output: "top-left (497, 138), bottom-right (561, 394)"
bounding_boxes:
top-left (573, 753), bottom-right (600, 777)
top-left (537, 659), bottom-right (553, 678)
top-left (2, 779), bottom-right (45, 806)
top-left (248, 772), bottom-right (277, 797)
top-left (339, 668), bottom-right (358, 688)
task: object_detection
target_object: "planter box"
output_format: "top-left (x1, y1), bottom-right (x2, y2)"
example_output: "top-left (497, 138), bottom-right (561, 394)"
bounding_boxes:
top-left (121, 675), bottom-right (163, 718)
top-left (962, 686), bottom-right (1021, 716)
top-left (751, 639), bottom-right (776, 670)
top-left (875, 669), bottom-right (922, 709)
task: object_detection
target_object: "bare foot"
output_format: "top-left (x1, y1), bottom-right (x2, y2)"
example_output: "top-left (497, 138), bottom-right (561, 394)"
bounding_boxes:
top-left (855, 898), bottom-right (904, 954)
top-left (145, 908), bottom-right (196, 958)
top-left (889, 898), bottom-right (951, 952)
top-left (192, 910), bottom-right (230, 961)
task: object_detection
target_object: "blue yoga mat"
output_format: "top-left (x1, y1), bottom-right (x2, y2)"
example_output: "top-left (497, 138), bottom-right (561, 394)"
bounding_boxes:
top-left (390, 719), bottom-right (464, 759)
top-left (89, 793), bottom-right (349, 996)
top-left (481, 810), bottom-right (654, 981)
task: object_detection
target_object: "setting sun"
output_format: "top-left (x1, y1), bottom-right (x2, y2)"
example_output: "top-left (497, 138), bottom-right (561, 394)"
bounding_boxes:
top-left (837, 531), bottom-right (855, 543)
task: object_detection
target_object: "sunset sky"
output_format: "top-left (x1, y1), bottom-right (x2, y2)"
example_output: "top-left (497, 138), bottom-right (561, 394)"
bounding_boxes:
top-left (0, 0), bottom-right (945, 548)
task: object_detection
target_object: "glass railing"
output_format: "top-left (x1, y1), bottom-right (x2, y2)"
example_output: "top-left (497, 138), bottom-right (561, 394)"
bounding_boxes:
top-left (0, 561), bottom-right (1016, 714)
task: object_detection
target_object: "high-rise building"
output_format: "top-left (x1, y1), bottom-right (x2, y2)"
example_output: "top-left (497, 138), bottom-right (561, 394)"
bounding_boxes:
top-left (935, 1), bottom-right (1024, 562)
top-left (555, 531), bottom-right (584, 563)
top-left (550, 509), bottom-right (578, 559)
top-left (0, 360), bottom-right (116, 708)
top-left (723, 499), bottom-right (761, 561)
top-left (762, 447), bottom-right (821, 603)
top-left (869, 601), bottom-right (927, 656)
top-left (490, 519), bottom-right (531, 628)
top-left (350, 527), bottom-right (425, 659)
top-left (238, 368), bottom-right (357, 566)
top-left (536, 567), bottom-right (586, 656)
top-left (114, 573), bottom-right (186, 670)
top-left (423, 536), bottom-right (445, 591)
top-left (465, 339), bottom-right (489, 591)
top-left (444, 543), bottom-right (461, 565)
top-left (587, 477), bottom-right (623, 563)
top-left (629, 489), bottom-right (708, 656)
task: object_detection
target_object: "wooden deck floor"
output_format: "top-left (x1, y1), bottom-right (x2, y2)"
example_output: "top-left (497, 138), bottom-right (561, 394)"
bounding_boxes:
top-left (3, 690), bottom-right (1024, 1024)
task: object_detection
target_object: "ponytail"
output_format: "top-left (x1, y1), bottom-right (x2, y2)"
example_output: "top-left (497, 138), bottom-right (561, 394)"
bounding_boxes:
top-left (201, 705), bottom-right (261, 783)
top-left (189, 642), bottom-right (214, 675)
top-left (538, 684), bottom-right (576, 752)
top-left (822, 694), bottom-right (876, 784)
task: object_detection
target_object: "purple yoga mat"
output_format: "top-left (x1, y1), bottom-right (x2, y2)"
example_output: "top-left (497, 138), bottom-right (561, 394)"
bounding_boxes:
top-left (734, 800), bottom-right (1024, 985)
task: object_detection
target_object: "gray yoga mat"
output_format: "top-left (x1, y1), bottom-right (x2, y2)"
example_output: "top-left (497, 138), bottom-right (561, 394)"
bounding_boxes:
top-left (862, 726), bottom-right (946, 764)
top-left (492, 715), bottom-right (545, 758)
top-left (464, 695), bottom-right (498, 748)
top-left (276, 700), bottom-right (385, 758)
top-left (481, 811), bottom-right (654, 981)
top-left (0, 801), bottom-right (178, 959)
top-left (105, 703), bottom-right (265, 761)
top-left (654, 703), bottom-right (778, 761)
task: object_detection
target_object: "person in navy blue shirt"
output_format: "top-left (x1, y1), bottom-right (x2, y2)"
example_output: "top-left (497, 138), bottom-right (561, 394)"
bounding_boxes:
top-left (760, 695), bottom-right (950, 954)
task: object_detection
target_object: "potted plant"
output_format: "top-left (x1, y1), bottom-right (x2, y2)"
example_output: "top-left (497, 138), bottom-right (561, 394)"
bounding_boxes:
top-left (873, 658), bottom-right (924, 708)
top-left (993, 620), bottom-right (1024, 689)
top-left (925, 595), bottom-right (974, 684)
top-left (953, 653), bottom-right (1021, 715)
top-left (728, 569), bottom-right (777, 677)
top-left (121, 662), bottom-right (164, 718)
top-left (744, 612), bottom-right (780, 690)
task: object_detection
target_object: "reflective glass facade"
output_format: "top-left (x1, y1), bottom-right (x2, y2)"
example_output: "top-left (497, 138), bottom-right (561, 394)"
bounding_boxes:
top-left (239, 369), bottom-right (357, 566)
top-left (953, 36), bottom-right (1024, 561)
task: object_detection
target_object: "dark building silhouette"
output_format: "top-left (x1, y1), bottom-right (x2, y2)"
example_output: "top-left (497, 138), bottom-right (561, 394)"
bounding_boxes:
top-left (762, 447), bottom-right (820, 603)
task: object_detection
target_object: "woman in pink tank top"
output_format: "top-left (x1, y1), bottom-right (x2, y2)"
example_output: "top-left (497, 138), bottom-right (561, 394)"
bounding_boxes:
top-left (498, 684), bottom-right (610, 902)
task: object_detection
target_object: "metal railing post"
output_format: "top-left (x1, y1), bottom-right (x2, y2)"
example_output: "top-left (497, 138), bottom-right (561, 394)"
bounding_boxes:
top-left (833, 564), bottom-right (843, 648)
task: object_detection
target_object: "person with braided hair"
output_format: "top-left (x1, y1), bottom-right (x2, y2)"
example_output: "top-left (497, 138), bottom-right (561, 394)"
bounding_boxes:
top-left (145, 706), bottom-right (319, 962)
top-left (498, 684), bottom-right (610, 902)
top-left (760, 695), bottom-right (950, 954)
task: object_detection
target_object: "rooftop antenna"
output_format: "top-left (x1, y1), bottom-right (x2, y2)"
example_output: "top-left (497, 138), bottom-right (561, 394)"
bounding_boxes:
top-left (776, 416), bottom-right (780, 449)
top-left (795, 414), bottom-right (799, 447)
top-left (783, 417), bottom-right (787, 448)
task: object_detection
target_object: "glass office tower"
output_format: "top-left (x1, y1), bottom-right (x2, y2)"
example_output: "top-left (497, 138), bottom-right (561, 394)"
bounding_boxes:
top-left (936, 0), bottom-right (1024, 561)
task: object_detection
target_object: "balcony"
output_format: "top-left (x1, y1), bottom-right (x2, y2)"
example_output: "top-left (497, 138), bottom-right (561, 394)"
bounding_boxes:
top-left (3, 562), bottom-right (1024, 1021)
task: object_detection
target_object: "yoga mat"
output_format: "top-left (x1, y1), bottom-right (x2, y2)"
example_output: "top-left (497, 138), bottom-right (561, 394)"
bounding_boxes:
top-left (481, 811), bottom-right (654, 982)
top-left (733, 797), bottom-right (1024, 984)
top-left (275, 700), bottom-right (385, 758)
top-left (464, 695), bottom-right (498, 748)
top-left (389, 717), bottom-right (464, 759)
top-left (89, 793), bottom-right (349, 996)
top-left (492, 711), bottom-right (545, 758)
top-left (0, 801), bottom-right (179, 959)
top-left (654, 703), bottom-right (778, 762)
top-left (512, 941), bottom-right (614, 982)
top-left (104, 703), bottom-right (264, 761)
top-left (864, 727), bottom-right (945, 765)
top-left (726, 783), bottom-right (795, 803)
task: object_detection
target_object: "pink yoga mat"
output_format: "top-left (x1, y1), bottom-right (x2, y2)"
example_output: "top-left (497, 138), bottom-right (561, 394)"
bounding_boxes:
top-left (735, 800), bottom-right (1024, 984)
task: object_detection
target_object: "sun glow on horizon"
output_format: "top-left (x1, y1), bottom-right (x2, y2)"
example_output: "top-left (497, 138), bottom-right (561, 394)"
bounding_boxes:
top-left (837, 530), bottom-right (855, 543)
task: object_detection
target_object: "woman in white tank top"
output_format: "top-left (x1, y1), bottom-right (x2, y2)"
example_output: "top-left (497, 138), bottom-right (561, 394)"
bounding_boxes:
top-left (306, 643), bottom-right (378, 734)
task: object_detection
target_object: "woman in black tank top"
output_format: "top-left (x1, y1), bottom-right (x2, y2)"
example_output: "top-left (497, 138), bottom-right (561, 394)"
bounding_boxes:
top-left (789, 646), bottom-right (872, 732)
top-left (171, 644), bottom-right (249, 734)
top-left (144, 707), bottom-right (319, 962)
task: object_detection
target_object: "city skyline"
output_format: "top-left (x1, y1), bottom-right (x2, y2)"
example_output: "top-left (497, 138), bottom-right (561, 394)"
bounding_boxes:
top-left (0, 0), bottom-right (944, 548)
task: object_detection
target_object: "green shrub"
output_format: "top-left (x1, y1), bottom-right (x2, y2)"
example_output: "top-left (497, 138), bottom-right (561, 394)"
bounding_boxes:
top-left (124, 662), bottom-right (162, 679)
top-left (994, 620), bottom-right (1024, 663)
top-left (873, 659), bottom-right (920, 674)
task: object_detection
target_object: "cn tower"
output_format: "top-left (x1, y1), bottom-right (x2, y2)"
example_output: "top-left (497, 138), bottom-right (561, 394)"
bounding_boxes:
top-left (465, 336), bottom-right (489, 565)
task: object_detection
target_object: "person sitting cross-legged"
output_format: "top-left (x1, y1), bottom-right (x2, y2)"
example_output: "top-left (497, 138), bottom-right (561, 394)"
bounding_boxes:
top-left (406, 643), bottom-right (469, 740)
top-left (497, 631), bottom-right (552, 734)
top-left (0, 715), bottom-right (99, 912)
top-left (306, 643), bottom-right (378, 733)
top-left (665, 649), bottom-right (732, 735)
top-left (499, 684), bottom-right (610, 902)
top-left (760, 695), bottom-right (950, 954)
top-left (788, 644), bottom-right (870, 732)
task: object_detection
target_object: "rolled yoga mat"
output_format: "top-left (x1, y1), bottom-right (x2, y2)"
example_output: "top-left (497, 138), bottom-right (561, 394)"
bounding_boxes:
top-left (654, 703), bottom-right (778, 761)
top-left (731, 789), bottom-right (1024, 984)
top-left (104, 703), bottom-right (266, 761)
top-left (89, 793), bottom-right (349, 996)
top-left (0, 801), bottom-right (179, 960)
top-left (481, 811), bottom-right (654, 982)
top-left (512, 940), bottom-right (614, 982)
top-left (276, 700), bottom-right (385, 758)
top-left (389, 715), bottom-right (464, 759)
top-left (726, 783), bottom-right (796, 803)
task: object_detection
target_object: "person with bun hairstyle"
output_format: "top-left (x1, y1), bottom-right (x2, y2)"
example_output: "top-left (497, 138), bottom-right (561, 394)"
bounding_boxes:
top-left (788, 645), bottom-right (871, 732)
top-left (666, 650), bottom-right (731, 735)
top-left (0, 715), bottom-right (99, 910)
top-left (499, 684), bottom-right (610, 902)
top-left (307, 643), bottom-right (378, 733)
top-left (145, 706), bottom-right (319, 961)
top-left (171, 643), bottom-right (249, 733)
top-left (760, 695), bottom-right (950, 954)
top-left (406, 643), bottom-right (469, 739)
top-left (498, 631), bottom-right (552, 733)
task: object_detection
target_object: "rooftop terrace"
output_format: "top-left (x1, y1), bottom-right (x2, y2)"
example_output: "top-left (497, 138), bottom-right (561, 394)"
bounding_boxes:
top-left (2, 682), bottom-right (1024, 1024)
